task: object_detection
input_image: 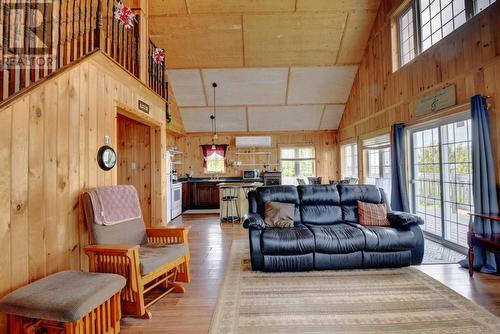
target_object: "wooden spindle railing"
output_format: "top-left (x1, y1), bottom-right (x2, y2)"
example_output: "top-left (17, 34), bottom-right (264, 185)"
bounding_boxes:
top-left (0, 0), bottom-right (162, 104)
top-left (148, 39), bottom-right (168, 99)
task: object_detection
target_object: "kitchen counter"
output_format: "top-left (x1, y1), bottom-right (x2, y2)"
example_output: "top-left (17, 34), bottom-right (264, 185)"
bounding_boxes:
top-left (179, 178), bottom-right (263, 213)
top-left (217, 182), bottom-right (263, 188)
top-left (217, 182), bottom-right (263, 221)
top-left (177, 177), bottom-right (263, 184)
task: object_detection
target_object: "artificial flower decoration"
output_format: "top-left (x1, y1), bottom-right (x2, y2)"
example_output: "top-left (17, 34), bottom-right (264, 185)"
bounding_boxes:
top-left (152, 48), bottom-right (166, 65)
top-left (114, 1), bottom-right (136, 29)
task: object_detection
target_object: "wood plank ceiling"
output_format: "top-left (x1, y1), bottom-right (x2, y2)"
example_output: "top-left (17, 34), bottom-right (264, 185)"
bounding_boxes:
top-left (149, 0), bottom-right (380, 133)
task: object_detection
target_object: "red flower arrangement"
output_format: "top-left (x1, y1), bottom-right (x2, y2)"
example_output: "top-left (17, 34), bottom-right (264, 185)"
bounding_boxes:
top-left (114, 1), bottom-right (136, 29)
top-left (152, 48), bottom-right (166, 65)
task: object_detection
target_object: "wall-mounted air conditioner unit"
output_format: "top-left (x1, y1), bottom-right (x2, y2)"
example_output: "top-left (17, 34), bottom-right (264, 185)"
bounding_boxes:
top-left (235, 136), bottom-right (272, 148)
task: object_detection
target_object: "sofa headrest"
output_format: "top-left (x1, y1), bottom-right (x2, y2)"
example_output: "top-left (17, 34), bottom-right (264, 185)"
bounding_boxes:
top-left (256, 186), bottom-right (299, 205)
top-left (337, 184), bottom-right (382, 205)
top-left (298, 185), bottom-right (340, 205)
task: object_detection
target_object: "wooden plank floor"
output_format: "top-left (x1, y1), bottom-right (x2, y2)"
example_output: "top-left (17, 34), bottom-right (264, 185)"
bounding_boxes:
top-left (121, 213), bottom-right (500, 333)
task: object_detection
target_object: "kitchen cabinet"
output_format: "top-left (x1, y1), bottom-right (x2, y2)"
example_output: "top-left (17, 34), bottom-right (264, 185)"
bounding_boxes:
top-left (191, 182), bottom-right (220, 209)
top-left (182, 182), bottom-right (191, 211)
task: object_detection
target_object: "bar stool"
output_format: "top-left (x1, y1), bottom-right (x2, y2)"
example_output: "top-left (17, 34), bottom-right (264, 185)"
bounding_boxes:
top-left (220, 185), bottom-right (240, 224)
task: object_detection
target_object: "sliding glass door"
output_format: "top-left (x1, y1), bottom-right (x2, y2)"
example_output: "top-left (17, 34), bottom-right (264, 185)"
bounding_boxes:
top-left (409, 114), bottom-right (473, 248)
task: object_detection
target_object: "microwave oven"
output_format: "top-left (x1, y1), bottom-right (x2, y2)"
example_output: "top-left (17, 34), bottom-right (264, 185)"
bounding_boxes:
top-left (243, 169), bottom-right (260, 179)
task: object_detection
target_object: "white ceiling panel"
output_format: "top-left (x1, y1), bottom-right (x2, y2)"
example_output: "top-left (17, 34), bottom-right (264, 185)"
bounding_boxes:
top-left (180, 107), bottom-right (247, 132)
top-left (202, 68), bottom-right (288, 106)
top-left (287, 66), bottom-right (358, 104)
top-left (248, 105), bottom-right (323, 131)
top-left (167, 69), bottom-right (206, 106)
top-left (320, 104), bottom-right (345, 130)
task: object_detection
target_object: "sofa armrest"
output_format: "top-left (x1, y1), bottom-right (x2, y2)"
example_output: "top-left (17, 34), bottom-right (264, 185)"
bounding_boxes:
top-left (243, 214), bottom-right (265, 230)
top-left (387, 211), bottom-right (424, 227)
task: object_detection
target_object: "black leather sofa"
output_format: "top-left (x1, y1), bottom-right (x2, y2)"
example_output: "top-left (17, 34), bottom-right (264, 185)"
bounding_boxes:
top-left (243, 184), bottom-right (424, 272)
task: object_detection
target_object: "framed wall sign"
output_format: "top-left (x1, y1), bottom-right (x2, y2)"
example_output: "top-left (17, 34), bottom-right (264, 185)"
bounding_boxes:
top-left (415, 85), bottom-right (456, 116)
top-left (138, 100), bottom-right (150, 114)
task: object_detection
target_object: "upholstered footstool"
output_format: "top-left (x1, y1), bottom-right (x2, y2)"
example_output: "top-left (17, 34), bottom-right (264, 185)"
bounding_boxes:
top-left (0, 271), bottom-right (126, 334)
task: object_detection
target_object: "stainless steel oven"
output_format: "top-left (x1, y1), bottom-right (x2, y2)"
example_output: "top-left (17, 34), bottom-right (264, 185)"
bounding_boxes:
top-left (171, 182), bottom-right (182, 219)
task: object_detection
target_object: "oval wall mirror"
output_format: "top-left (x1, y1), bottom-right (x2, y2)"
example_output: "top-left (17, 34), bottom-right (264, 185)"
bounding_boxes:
top-left (97, 145), bottom-right (117, 171)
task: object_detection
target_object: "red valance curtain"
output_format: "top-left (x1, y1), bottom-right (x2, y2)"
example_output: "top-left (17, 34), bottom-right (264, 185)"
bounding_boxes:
top-left (201, 144), bottom-right (228, 168)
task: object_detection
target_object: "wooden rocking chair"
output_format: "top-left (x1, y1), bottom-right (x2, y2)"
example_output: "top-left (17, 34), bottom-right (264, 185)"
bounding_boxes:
top-left (81, 185), bottom-right (190, 319)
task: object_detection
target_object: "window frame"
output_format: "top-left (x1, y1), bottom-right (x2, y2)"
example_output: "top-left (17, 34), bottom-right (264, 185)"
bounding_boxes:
top-left (406, 111), bottom-right (473, 251)
top-left (362, 133), bottom-right (392, 199)
top-left (397, 2), bottom-right (420, 67)
top-left (393, 0), bottom-right (491, 71)
top-left (473, 0), bottom-right (496, 13)
top-left (205, 151), bottom-right (226, 174)
top-left (341, 142), bottom-right (359, 180)
top-left (279, 146), bottom-right (316, 184)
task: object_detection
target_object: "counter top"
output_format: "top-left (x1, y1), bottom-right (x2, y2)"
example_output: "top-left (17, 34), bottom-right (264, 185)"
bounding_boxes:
top-left (217, 182), bottom-right (263, 188)
top-left (175, 177), bottom-right (263, 184)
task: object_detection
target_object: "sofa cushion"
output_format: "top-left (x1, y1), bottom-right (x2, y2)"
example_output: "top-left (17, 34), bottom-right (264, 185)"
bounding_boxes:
top-left (361, 226), bottom-right (416, 251)
top-left (0, 271), bottom-right (125, 323)
top-left (264, 201), bottom-right (295, 228)
top-left (338, 185), bottom-right (383, 223)
top-left (261, 225), bottom-right (315, 255)
top-left (256, 186), bottom-right (301, 224)
top-left (307, 223), bottom-right (366, 254)
top-left (298, 185), bottom-right (343, 225)
top-left (139, 243), bottom-right (188, 275)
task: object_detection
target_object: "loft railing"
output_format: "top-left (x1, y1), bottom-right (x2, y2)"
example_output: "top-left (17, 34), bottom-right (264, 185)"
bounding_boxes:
top-left (148, 39), bottom-right (167, 99)
top-left (1, 0), bottom-right (164, 103)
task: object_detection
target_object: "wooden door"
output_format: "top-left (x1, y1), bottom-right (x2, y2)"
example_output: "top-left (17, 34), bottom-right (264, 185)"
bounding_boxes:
top-left (117, 114), bottom-right (152, 225)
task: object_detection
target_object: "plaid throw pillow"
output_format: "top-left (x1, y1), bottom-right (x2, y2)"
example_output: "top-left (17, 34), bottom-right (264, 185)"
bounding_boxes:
top-left (357, 200), bottom-right (390, 226)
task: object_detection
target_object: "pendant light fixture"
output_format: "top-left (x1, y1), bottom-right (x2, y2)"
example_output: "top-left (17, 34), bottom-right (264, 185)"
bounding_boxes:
top-left (210, 82), bottom-right (218, 150)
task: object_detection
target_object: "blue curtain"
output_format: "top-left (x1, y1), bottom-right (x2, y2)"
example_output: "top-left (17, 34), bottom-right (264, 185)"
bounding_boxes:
top-left (391, 123), bottom-right (410, 212)
top-left (459, 95), bottom-right (500, 274)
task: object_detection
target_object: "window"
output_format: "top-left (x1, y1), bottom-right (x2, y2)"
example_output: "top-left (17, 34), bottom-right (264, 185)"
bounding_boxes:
top-left (363, 134), bottom-right (392, 200)
top-left (394, 0), bottom-right (494, 69)
top-left (341, 143), bottom-right (358, 179)
top-left (280, 146), bottom-right (316, 185)
top-left (206, 152), bottom-right (225, 173)
top-left (474, 0), bottom-right (496, 13)
top-left (398, 5), bottom-right (416, 66)
top-left (201, 144), bottom-right (227, 174)
top-left (419, 0), bottom-right (467, 51)
top-left (409, 115), bottom-right (473, 248)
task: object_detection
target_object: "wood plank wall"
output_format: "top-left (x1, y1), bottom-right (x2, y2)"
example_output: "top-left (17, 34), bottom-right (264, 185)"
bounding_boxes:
top-left (174, 131), bottom-right (338, 182)
top-left (338, 1), bottom-right (500, 186)
top-left (0, 51), bottom-right (181, 332)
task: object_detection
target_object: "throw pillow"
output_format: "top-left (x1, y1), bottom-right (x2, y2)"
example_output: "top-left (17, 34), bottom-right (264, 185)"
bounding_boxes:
top-left (357, 200), bottom-right (390, 226)
top-left (264, 201), bottom-right (295, 228)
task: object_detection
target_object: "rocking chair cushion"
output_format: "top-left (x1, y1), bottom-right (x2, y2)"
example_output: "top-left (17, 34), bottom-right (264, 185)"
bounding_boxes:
top-left (0, 271), bottom-right (125, 323)
top-left (83, 192), bottom-right (148, 245)
top-left (139, 243), bottom-right (189, 276)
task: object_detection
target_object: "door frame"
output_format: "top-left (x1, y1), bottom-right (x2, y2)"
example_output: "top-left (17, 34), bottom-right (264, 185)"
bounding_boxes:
top-left (115, 102), bottom-right (163, 227)
top-left (406, 110), bottom-right (471, 253)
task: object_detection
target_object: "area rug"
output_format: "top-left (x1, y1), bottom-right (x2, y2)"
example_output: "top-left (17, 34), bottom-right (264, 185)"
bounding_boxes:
top-left (422, 239), bottom-right (466, 264)
top-left (210, 240), bottom-right (500, 334)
